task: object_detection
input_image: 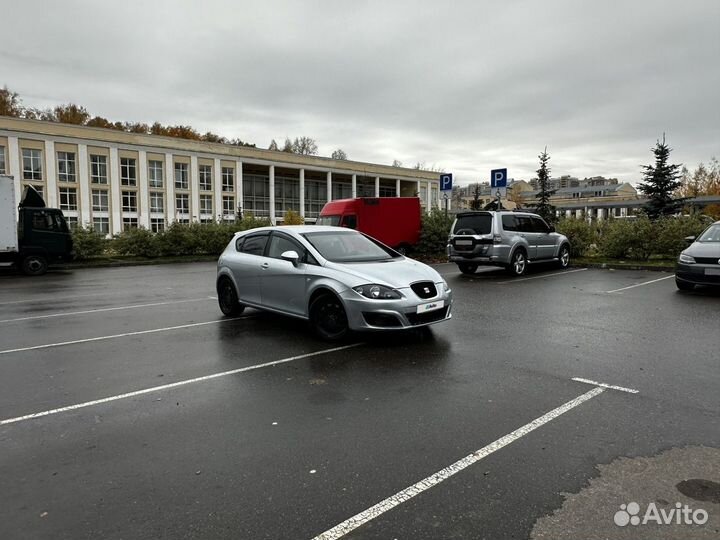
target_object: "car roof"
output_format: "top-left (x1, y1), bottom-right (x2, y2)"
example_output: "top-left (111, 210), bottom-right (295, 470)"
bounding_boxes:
top-left (234, 225), bottom-right (354, 237)
top-left (455, 210), bottom-right (540, 217)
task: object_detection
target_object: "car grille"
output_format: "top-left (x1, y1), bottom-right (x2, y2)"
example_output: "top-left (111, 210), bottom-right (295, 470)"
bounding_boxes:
top-left (362, 312), bottom-right (402, 327)
top-left (694, 257), bottom-right (720, 265)
top-left (410, 281), bottom-right (437, 299)
top-left (407, 306), bottom-right (449, 325)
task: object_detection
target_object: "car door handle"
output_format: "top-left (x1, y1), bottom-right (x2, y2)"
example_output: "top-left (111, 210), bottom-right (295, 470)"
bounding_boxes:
top-left (260, 262), bottom-right (270, 269)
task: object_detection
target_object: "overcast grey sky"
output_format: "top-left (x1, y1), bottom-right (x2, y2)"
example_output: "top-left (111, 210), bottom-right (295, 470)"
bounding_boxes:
top-left (1, 0), bottom-right (718, 186)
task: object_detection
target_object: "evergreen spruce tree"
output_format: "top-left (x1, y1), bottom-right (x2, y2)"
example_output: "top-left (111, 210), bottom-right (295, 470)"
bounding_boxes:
top-left (534, 147), bottom-right (555, 222)
top-left (638, 134), bottom-right (683, 218)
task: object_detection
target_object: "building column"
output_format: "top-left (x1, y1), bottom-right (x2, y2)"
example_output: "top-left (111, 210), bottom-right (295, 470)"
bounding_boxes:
top-left (596, 208), bottom-right (605, 220)
top-left (213, 158), bottom-right (222, 222)
top-left (575, 209), bottom-right (582, 219)
top-left (299, 168), bottom-right (305, 218)
top-left (566, 209), bottom-right (571, 219)
top-left (426, 181), bottom-right (432, 208)
top-left (416, 180), bottom-right (421, 197)
top-left (43, 140), bottom-right (57, 208)
top-left (374, 176), bottom-right (380, 197)
top-left (7, 136), bottom-right (21, 202)
top-left (236, 160), bottom-right (243, 217)
top-left (190, 155), bottom-right (200, 222)
top-left (138, 150), bottom-right (150, 229)
top-left (351, 174), bottom-right (357, 198)
top-left (109, 147), bottom-right (121, 234)
top-left (77, 144), bottom-right (90, 226)
top-left (326, 171), bottom-right (332, 202)
top-left (269, 165), bottom-right (276, 224)
top-left (396, 178), bottom-right (401, 197)
top-left (165, 153), bottom-right (175, 223)
top-left (620, 207), bottom-right (628, 217)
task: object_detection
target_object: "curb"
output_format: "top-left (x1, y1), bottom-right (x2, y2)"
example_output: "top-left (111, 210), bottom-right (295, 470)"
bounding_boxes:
top-left (56, 256), bottom-right (218, 270)
top-left (570, 262), bottom-right (674, 272)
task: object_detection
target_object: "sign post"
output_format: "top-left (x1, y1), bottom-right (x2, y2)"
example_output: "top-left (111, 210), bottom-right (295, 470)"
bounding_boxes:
top-left (490, 168), bottom-right (507, 210)
top-left (440, 173), bottom-right (453, 214)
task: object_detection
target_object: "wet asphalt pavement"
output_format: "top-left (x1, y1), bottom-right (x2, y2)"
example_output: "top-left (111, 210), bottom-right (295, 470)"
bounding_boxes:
top-left (0, 262), bottom-right (718, 540)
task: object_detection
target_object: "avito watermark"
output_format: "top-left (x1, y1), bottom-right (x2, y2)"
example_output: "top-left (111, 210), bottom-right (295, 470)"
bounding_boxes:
top-left (614, 501), bottom-right (709, 527)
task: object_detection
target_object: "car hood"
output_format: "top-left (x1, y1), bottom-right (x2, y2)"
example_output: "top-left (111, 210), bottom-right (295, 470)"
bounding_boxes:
top-left (684, 242), bottom-right (720, 258)
top-left (324, 258), bottom-right (442, 288)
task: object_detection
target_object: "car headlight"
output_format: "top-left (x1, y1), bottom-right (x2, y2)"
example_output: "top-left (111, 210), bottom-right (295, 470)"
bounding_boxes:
top-left (441, 280), bottom-right (451, 293)
top-left (353, 284), bottom-right (402, 299)
top-left (679, 253), bottom-right (696, 264)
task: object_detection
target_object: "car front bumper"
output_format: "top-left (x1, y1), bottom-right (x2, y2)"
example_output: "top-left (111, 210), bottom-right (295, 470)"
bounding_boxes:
top-left (339, 286), bottom-right (453, 331)
top-left (676, 263), bottom-right (720, 286)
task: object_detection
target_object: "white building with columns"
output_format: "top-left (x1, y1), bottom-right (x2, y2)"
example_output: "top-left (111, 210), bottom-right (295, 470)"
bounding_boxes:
top-left (0, 117), bottom-right (443, 235)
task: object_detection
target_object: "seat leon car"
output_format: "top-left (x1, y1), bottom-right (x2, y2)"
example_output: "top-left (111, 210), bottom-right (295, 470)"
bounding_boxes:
top-left (216, 226), bottom-right (453, 340)
top-left (675, 220), bottom-right (720, 290)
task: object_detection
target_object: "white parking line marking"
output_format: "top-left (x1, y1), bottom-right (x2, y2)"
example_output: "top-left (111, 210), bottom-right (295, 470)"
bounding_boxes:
top-left (605, 275), bottom-right (673, 293)
top-left (0, 298), bottom-right (212, 324)
top-left (0, 317), bottom-right (249, 356)
top-left (311, 387), bottom-right (605, 540)
top-left (496, 267), bottom-right (587, 284)
top-left (0, 344), bottom-right (362, 426)
top-left (571, 377), bottom-right (639, 394)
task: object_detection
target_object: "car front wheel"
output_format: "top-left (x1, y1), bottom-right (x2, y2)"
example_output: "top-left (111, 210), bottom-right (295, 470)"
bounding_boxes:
top-left (507, 249), bottom-right (527, 276)
top-left (557, 245), bottom-right (570, 268)
top-left (217, 278), bottom-right (245, 316)
top-left (310, 293), bottom-right (349, 341)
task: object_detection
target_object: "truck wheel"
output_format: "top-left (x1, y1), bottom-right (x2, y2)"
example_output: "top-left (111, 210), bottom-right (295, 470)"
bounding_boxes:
top-left (458, 263), bottom-right (478, 275)
top-left (22, 255), bottom-right (48, 276)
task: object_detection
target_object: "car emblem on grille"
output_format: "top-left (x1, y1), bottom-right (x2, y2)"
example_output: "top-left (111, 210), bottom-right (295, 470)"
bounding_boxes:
top-left (424, 287), bottom-right (430, 294)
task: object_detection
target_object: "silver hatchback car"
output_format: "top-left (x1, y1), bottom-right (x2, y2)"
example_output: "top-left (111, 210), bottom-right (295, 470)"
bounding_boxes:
top-left (217, 226), bottom-right (452, 340)
top-left (447, 211), bottom-right (571, 276)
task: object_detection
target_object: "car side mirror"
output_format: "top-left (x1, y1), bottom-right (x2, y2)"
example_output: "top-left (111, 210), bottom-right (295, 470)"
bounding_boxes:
top-left (684, 235), bottom-right (696, 243)
top-left (280, 250), bottom-right (300, 266)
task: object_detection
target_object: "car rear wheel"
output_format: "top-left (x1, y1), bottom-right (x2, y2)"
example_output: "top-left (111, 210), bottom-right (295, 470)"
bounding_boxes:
top-left (675, 278), bottom-right (695, 291)
top-left (217, 278), bottom-right (245, 316)
top-left (508, 249), bottom-right (527, 276)
top-left (458, 262), bottom-right (478, 275)
top-left (21, 255), bottom-right (48, 276)
top-left (310, 293), bottom-right (349, 341)
top-left (557, 244), bottom-right (570, 268)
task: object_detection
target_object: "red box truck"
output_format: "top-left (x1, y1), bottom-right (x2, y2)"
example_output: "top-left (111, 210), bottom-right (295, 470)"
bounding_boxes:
top-left (316, 197), bottom-right (421, 251)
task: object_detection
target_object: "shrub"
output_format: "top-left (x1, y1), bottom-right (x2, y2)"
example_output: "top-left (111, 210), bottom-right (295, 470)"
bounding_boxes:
top-left (282, 210), bottom-right (304, 225)
top-left (655, 215), bottom-right (710, 257)
top-left (556, 218), bottom-right (597, 257)
top-left (71, 226), bottom-right (107, 259)
top-left (414, 209), bottom-right (454, 256)
top-left (111, 227), bottom-right (156, 257)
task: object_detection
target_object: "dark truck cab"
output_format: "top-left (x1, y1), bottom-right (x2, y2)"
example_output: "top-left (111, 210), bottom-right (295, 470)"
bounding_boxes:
top-left (0, 183), bottom-right (74, 275)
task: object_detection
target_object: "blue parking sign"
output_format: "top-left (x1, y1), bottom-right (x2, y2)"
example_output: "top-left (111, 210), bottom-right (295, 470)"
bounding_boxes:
top-left (490, 168), bottom-right (507, 188)
top-left (440, 173), bottom-right (453, 191)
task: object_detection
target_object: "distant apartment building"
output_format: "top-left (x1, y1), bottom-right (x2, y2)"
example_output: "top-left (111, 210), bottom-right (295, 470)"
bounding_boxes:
top-left (0, 117), bottom-right (443, 235)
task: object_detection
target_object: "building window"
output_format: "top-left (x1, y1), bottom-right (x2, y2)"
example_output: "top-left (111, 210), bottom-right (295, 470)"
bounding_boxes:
top-left (120, 157), bottom-right (137, 186)
top-left (122, 217), bottom-right (138, 231)
top-left (199, 164), bottom-right (212, 191)
top-left (65, 216), bottom-right (79, 230)
top-left (59, 187), bottom-right (78, 211)
top-left (200, 194), bottom-right (213, 215)
top-left (303, 179), bottom-right (327, 218)
top-left (122, 191), bottom-right (137, 212)
top-left (222, 167), bottom-right (234, 191)
top-left (22, 148), bottom-right (43, 181)
top-left (222, 195), bottom-right (235, 216)
top-left (151, 218), bottom-right (165, 233)
top-left (175, 193), bottom-right (189, 214)
top-left (93, 217), bottom-right (109, 235)
top-left (174, 162), bottom-right (189, 189)
top-left (150, 192), bottom-right (164, 213)
top-left (0, 146), bottom-right (6, 174)
top-left (92, 189), bottom-right (109, 211)
top-left (419, 185), bottom-right (428, 206)
top-left (57, 152), bottom-right (76, 183)
top-left (148, 160), bottom-right (164, 188)
top-left (91, 155), bottom-right (108, 184)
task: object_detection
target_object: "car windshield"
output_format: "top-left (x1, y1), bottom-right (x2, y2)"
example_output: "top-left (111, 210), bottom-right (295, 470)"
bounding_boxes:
top-left (316, 215), bottom-right (341, 226)
top-left (453, 214), bottom-right (492, 235)
top-left (697, 224), bottom-right (720, 242)
top-left (303, 231), bottom-right (397, 262)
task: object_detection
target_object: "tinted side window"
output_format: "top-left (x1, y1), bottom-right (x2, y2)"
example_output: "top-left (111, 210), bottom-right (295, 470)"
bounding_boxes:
top-left (532, 217), bottom-right (550, 233)
top-left (501, 215), bottom-right (517, 231)
top-left (31, 212), bottom-right (60, 232)
top-left (240, 234), bottom-right (269, 256)
top-left (516, 216), bottom-right (534, 233)
top-left (267, 234), bottom-right (302, 259)
top-left (341, 214), bottom-right (357, 229)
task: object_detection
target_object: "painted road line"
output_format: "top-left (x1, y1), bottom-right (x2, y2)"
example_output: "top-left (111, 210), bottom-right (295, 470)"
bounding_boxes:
top-left (0, 317), bottom-right (251, 356)
top-left (571, 377), bottom-right (639, 394)
top-left (0, 343), bottom-right (362, 426)
top-left (496, 267), bottom-right (587, 284)
top-left (311, 386), bottom-right (605, 540)
top-left (0, 297), bottom-right (212, 324)
top-left (605, 275), bottom-right (674, 294)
